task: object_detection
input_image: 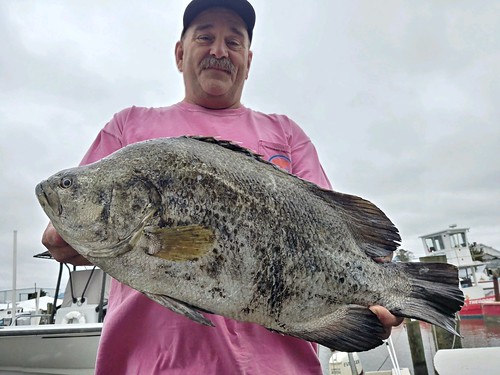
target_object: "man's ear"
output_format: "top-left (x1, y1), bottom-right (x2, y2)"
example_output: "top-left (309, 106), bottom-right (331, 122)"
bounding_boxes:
top-left (175, 41), bottom-right (184, 72)
top-left (245, 50), bottom-right (253, 79)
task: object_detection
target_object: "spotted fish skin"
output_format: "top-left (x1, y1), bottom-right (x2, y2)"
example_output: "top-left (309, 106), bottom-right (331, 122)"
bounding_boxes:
top-left (36, 136), bottom-right (463, 352)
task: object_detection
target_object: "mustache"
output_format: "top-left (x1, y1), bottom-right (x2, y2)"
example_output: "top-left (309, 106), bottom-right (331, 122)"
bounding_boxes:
top-left (200, 56), bottom-right (236, 74)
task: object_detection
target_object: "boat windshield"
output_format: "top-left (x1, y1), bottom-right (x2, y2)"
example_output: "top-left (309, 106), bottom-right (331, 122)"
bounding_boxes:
top-left (425, 236), bottom-right (445, 252)
top-left (450, 232), bottom-right (467, 248)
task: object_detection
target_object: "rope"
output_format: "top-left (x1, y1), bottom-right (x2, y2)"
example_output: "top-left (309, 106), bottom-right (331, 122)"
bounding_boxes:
top-left (64, 263), bottom-right (76, 303)
top-left (80, 266), bottom-right (97, 303)
top-left (64, 265), bottom-right (97, 304)
top-left (451, 313), bottom-right (460, 349)
top-left (386, 336), bottom-right (402, 375)
top-left (376, 325), bottom-right (404, 371)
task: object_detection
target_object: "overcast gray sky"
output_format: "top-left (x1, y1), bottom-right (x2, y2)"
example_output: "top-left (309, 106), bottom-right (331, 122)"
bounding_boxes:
top-left (1, 0), bottom-right (499, 293)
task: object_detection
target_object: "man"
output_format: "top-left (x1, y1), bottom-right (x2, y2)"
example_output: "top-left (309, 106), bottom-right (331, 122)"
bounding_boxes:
top-left (42, 1), bottom-right (401, 373)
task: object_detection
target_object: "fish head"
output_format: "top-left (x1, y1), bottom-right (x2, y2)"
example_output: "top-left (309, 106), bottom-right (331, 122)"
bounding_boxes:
top-left (36, 163), bottom-right (160, 259)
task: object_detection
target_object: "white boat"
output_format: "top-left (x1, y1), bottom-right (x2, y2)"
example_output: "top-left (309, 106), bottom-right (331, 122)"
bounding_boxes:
top-left (418, 226), bottom-right (497, 317)
top-left (0, 253), bottom-right (109, 374)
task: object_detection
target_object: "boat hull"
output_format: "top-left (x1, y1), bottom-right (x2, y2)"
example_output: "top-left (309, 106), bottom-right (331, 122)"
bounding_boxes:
top-left (0, 323), bottom-right (101, 374)
top-left (481, 301), bottom-right (500, 323)
top-left (460, 296), bottom-right (495, 318)
top-left (434, 347), bottom-right (500, 375)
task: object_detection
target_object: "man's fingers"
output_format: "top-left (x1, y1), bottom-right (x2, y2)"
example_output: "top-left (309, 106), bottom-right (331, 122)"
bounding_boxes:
top-left (41, 222), bottom-right (91, 266)
top-left (369, 305), bottom-right (404, 339)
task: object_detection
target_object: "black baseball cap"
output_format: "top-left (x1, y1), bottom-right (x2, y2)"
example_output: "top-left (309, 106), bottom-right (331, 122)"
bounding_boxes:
top-left (182, 0), bottom-right (256, 42)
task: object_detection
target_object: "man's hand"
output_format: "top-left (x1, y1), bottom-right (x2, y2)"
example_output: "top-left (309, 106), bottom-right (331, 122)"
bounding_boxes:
top-left (369, 305), bottom-right (404, 339)
top-left (42, 222), bottom-right (91, 266)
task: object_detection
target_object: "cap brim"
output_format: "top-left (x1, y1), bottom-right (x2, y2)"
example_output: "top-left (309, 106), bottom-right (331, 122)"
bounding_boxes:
top-left (182, 0), bottom-right (255, 42)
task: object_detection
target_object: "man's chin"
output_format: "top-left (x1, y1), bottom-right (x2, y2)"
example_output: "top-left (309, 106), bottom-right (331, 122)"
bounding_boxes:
top-left (200, 81), bottom-right (233, 97)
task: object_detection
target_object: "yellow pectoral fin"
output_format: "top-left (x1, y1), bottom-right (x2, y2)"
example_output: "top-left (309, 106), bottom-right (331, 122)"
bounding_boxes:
top-left (145, 225), bottom-right (216, 261)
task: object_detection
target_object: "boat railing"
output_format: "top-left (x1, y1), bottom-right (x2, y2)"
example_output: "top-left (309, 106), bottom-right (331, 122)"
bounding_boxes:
top-left (11, 313), bottom-right (52, 326)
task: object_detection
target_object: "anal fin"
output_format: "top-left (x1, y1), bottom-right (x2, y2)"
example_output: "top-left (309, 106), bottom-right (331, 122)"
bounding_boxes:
top-left (144, 292), bottom-right (215, 327)
top-left (286, 305), bottom-right (385, 352)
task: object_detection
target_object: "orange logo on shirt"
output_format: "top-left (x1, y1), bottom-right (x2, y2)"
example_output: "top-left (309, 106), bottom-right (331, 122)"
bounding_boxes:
top-left (269, 154), bottom-right (291, 172)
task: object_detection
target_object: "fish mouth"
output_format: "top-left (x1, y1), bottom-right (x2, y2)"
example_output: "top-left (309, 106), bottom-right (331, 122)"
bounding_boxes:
top-left (35, 181), bottom-right (63, 217)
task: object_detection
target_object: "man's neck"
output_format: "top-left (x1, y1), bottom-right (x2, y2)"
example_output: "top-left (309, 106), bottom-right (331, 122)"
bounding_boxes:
top-left (183, 97), bottom-right (242, 110)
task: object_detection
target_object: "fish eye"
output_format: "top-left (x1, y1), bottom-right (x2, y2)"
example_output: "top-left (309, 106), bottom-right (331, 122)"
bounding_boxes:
top-left (60, 177), bottom-right (73, 189)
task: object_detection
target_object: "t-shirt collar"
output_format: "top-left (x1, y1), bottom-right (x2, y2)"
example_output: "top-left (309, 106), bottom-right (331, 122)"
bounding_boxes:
top-left (177, 101), bottom-right (248, 116)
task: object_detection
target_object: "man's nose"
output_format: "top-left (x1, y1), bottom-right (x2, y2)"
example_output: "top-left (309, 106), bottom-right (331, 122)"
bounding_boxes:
top-left (210, 39), bottom-right (229, 59)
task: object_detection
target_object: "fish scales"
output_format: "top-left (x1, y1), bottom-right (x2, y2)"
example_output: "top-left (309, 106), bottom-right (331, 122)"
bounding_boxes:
top-left (36, 136), bottom-right (463, 352)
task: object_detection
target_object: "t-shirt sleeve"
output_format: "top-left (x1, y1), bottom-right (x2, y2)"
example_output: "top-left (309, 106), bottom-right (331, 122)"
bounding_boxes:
top-left (79, 109), bottom-right (129, 166)
top-left (287, 119), bottom-right (332, 190)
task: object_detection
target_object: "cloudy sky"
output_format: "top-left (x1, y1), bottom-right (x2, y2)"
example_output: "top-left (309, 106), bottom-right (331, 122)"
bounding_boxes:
top-left (1, 0), bottom-right (499, 293)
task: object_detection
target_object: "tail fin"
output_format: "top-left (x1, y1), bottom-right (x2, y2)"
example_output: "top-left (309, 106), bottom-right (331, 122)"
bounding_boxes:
top-left (384, 262), bottom-right (464, 335)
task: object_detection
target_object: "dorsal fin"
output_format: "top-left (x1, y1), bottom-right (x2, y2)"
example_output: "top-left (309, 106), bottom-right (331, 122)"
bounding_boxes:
top-left (183, 136), bottom-right (273, 165)
top-left (314, 188), bottom-right (401, 259)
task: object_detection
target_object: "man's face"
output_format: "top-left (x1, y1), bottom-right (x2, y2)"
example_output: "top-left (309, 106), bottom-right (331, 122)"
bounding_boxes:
top-left (175, 8), bottom-right (253, 109)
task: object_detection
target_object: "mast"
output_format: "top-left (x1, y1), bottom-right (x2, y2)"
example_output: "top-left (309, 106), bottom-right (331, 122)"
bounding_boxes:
top-left (11, 230), bottom-right (18, 321)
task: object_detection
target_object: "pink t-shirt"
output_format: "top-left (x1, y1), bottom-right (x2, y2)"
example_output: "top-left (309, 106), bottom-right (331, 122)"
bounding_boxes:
top-left (84, 102), bottom-right (331, 375)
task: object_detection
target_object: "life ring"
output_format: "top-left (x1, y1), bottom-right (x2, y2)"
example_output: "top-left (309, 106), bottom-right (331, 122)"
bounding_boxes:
top-left (61, 310), bottom-right (87, 324)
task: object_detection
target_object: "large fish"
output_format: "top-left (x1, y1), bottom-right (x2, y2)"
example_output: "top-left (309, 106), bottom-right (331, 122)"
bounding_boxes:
top-left (36, 136), bottom-right (463, 352)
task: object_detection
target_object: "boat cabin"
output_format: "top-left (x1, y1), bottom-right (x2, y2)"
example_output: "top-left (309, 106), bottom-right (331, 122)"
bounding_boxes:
top-left (419, 226), bottom-right (491, 295)
top-left (420, 226), bottom-right (478, 269)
